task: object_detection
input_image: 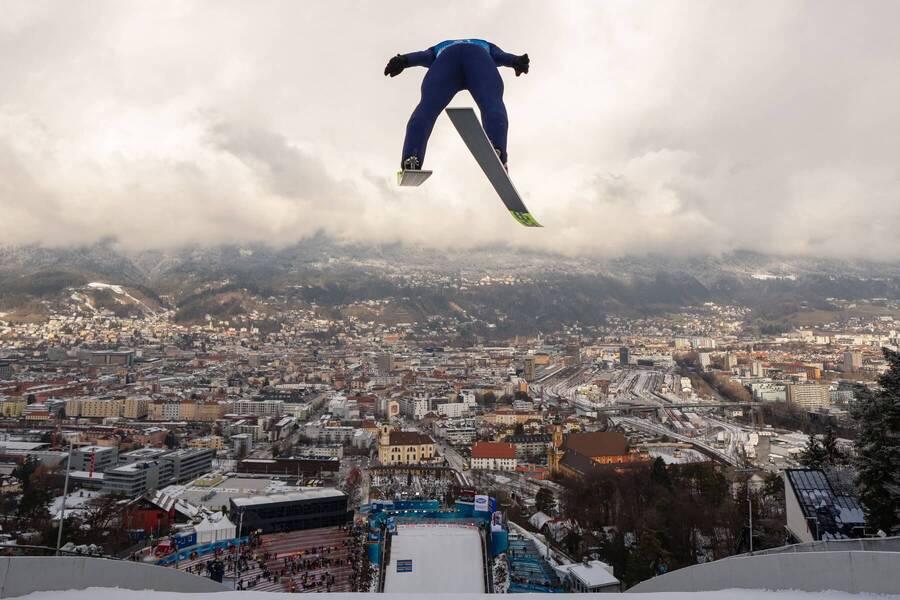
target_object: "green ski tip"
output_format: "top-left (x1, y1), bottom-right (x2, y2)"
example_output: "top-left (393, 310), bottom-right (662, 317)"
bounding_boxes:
top-left (509, 211), bottom-right (542, 227)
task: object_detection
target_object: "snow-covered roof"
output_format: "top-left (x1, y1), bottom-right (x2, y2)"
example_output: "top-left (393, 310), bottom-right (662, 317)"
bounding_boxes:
top-left (529, 511), bottom-right (552, 531)
top-left (231, 488), bottom-right (345, 507)
top-left (143, 490), bottom-right (202, 519)
top-left (69, 470), bottom-right (105, 480)
top-left (49, 490), bottom-right (105, 520)
top-left (556, 560), bottom-right (619, 588)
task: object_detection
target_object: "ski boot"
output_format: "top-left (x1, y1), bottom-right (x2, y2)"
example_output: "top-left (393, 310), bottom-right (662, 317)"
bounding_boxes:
top-left (494, 147), bottom-right (508, 173)
top-left (396, 155), bottom-right (432, 187)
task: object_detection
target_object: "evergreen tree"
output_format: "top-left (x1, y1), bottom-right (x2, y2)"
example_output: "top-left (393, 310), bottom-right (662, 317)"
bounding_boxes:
top-left (851, 348), bottom-right (900, 534)
top-left (650, 457), bottom-right (672, 489)
top-left (820, 423), bottom-right (845, 466)
top-left (650, 456), bottom-right (672, 489)
top-left (535, 487), bottom-right (555, 515)
top-left (799, 434), bottom-right (827, 470)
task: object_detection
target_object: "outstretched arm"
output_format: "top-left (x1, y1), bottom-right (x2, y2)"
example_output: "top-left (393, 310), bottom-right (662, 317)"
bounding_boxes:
top-left (403, 48), bottom-right (436, 68)
top-left (384, 48), bottom-right (436, 77)
top-left (489, 43), bottom-right (529, 76)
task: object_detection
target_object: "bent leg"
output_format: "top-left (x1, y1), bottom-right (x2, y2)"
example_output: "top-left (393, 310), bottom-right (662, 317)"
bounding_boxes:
top-left (463, 51), bottom-right (508, 164)
top-left (401, 57), bottom-right (462, 168)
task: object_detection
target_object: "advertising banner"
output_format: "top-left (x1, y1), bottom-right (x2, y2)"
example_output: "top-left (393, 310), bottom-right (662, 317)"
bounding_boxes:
top-left (474, 494), bottom-right (490, 512)
top-left (396, 559), bottom-right (413, 572)
top-left (458, 488), bottom-right (476, 504)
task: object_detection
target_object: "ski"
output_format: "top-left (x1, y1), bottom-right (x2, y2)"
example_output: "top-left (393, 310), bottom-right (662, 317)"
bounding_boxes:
top-left (445, 107), bottom-right (541, 227)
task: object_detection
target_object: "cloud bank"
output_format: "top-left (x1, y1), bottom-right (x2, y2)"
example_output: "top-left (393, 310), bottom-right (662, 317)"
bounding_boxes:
top-left (1, 0), bottom-right (899, 259)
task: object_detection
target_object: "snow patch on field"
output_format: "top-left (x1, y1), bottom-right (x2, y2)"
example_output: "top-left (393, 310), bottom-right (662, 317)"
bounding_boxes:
top-left (85, 282), bottom-right (156, 315)
top-left (88, 282), bottom-right (125, 294)
top-left (648, 447), bottom-right (707, 464)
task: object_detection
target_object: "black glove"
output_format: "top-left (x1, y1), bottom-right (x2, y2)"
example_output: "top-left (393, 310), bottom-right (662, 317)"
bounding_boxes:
top-left (513, 53), bottom-right (529, 77)
top-left (384, 54), bottom-right (409, 77)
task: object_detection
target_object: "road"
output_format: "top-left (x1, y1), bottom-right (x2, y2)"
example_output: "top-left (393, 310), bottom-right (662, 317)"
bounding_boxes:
top-left (702, 415), bottom-right (755, 461)
top-left (437, 440), bottom-right (471, 486)
top-left (613, 416), bottom-right (742, 467)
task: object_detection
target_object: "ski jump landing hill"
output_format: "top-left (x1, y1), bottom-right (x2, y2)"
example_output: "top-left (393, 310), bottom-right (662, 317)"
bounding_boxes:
top-left (362, 495), bottom-right (507, 594)
top-left (384, 524), bottom-right (485, 593)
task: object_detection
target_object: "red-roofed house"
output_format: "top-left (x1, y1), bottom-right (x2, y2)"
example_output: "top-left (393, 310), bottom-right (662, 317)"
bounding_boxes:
top-left (471, 441), bottom-right (517, 472)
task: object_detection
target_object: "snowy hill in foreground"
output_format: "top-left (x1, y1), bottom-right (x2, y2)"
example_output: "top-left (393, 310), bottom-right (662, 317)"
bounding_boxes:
top-left (13, 588), bottom-right (895, 600)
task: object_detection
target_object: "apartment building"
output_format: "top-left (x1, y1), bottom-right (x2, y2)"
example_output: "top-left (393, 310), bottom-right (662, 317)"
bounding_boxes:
top-left (471, 442), bottom-right (517, 472)
top-left (123, 397), bottom-right (149, 419)
top-left (786, 383), bottom-right (831, 409)
top-left (189, 435), bottom-right (226, 451)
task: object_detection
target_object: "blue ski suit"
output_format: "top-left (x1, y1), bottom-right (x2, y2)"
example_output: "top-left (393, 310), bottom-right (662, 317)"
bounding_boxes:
top-left (399, 39), bottom-right (521, 167)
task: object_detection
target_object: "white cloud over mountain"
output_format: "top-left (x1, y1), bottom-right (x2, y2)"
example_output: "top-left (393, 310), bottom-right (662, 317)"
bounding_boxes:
top-left (1, 1), bottom-right (899, 258)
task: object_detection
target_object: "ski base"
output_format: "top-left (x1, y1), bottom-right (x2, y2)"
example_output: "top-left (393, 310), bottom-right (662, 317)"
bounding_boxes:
top-left (397, 169), bottom-right (432, 187)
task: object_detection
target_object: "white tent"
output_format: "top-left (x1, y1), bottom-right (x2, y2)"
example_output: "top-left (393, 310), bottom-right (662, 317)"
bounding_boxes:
top-left (195, 514), bottom-right (236, 544)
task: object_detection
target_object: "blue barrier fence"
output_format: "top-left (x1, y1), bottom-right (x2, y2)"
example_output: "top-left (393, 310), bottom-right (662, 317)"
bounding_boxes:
top-left (156, 536), bottom-right (250, 566)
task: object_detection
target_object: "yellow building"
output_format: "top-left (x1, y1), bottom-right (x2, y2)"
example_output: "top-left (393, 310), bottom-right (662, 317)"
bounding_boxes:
top-left (196, 403), bottom-right (224, 422)
top-left (377, 425), bottom-right (436, 465)
top-left (81, 399), bottom-right (124, 418)
top-left (148, 401), bottom-right (166, 421)
top-left (189, 435), bottom-right (225, 450)
top-left (148, 400), bottom-right (222, 422)
top-left (0, 397), bottom-right (26, 418)
top-left (179, 401), bottom-right (198, 421)
top-left (123, 397), bottom-right (149, 419)
top-left (483, 409), bottom-right (542, 426)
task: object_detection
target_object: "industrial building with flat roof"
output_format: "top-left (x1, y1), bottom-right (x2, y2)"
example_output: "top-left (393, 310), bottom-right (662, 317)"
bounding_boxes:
top-left (230, 488), bottom-right (350, 533)
top-left (103, 447), bottom-right (214, 496)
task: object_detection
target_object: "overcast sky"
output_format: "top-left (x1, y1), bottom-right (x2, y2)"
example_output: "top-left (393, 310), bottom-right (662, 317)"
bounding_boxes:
top-left (2, 1), bottom-right (899, 259)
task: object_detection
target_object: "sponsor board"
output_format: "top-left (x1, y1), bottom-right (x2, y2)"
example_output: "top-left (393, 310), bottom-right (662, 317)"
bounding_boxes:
top-left (458, 488), bottom-right (476, 504)
top-left (474, 494), bottom-right (490, 511)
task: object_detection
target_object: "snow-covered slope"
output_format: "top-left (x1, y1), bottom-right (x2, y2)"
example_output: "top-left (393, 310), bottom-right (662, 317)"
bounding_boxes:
top-left (384, 525), bottom-right (484, 594)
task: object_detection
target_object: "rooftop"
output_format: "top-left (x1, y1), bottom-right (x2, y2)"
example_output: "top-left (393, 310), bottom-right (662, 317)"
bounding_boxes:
top-left (556, 560), bottom-right (620, 588)
top-left (785, 469), bottom-right (865, 539)
top-left (231, 487), bottom-right (345, 507)
top-left (0, 441), bottom-right (50, 452)
top-left (388, 431), bottom-right (434, 446)
top-left (564, 431), bottom-right (629, 457)
top-left (472, 441), bottom-right (516, 459)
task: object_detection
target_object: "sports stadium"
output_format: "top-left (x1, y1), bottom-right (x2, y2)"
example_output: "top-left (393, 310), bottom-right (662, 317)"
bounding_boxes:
top-left (363, 490), bottom-right (511, 594)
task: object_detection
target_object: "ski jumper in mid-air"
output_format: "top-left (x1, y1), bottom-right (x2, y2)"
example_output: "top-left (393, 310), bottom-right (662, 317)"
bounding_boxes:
top-left (384, 39), bottom-right (529, 171)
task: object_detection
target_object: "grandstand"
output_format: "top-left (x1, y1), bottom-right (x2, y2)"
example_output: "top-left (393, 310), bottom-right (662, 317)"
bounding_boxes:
top-left (505, 530), bottom-right (564, 593)
top-left (384, 524), bottom-right (485, 593)
top-left (162, 525), bottom-right (365, 593)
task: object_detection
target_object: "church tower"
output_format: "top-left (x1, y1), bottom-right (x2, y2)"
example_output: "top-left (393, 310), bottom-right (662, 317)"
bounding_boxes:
top-left (548, 425), bottom-right (565, 473)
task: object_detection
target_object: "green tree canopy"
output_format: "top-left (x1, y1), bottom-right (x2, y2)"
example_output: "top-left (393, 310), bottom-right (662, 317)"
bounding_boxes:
top-left (852, 348), bottom-right (900, 534)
